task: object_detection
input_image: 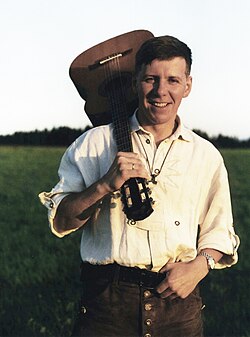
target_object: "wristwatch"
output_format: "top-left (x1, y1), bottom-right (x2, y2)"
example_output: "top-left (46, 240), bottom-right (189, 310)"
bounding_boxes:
top-left (198, 251), bottom-right (215, 270)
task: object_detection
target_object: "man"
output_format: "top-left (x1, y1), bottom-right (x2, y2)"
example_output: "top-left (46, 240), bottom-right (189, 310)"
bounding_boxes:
top-left (39, 35), bottom-right (239, 337)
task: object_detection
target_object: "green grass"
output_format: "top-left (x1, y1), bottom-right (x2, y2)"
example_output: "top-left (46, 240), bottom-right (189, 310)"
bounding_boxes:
top-left (0, 146), bottom-right (249, 337)
top-left (0, 146), bottom-right (82, 337)
top-left (201, 149), bottom-right (250, 337)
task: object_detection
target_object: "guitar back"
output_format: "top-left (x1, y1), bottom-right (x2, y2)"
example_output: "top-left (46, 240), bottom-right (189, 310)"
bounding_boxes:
top-left (69, 30), bottom-right (154, 126)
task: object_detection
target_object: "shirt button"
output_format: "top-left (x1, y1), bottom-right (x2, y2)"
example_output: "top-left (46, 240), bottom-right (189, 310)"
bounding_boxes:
top-left (145, 318), bottom-right (153, 326)
top-left (80, 305), bottom-right (87, 314)
top-left (143, 290), bottom-right (151, 298)
top-left (146, 139), bottom-right (150, 144)
top-left (144, 303), bottom-right (152, 311)
top-left (175, 220), bottom-right (180, 226)
top-left (127, 219), bottom-right (136, 226)
top-left (49, 202), bottom-right (54, 208)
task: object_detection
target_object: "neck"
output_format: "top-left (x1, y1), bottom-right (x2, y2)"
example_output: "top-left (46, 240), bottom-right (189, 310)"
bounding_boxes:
top-left (143, 120), bottom-right (178, 146)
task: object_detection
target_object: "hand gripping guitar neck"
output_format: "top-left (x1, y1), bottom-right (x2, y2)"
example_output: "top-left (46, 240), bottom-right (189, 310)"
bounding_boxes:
top-left (110, 81), bottom-right (154, 221)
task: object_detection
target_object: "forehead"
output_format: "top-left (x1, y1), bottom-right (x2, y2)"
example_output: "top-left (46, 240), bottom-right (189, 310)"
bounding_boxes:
top-left (139, 57), bottom-right (188, 76)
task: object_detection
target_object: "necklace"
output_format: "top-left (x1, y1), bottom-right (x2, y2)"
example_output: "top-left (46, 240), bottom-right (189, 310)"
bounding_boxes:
top-left (137, 133), bottom-right (175, 184)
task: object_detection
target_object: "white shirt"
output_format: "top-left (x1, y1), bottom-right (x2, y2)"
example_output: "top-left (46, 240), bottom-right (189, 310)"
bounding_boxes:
top-left (39, 114), bottom-right (239, 271)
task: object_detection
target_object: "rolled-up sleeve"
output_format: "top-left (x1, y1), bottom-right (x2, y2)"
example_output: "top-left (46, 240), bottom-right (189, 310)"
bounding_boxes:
top-left (39, 190), bottom-right (70, 237)
top-left (198, 159), bottom-right (240, 268)
top-left (39, 141), bottom-right (86, 237)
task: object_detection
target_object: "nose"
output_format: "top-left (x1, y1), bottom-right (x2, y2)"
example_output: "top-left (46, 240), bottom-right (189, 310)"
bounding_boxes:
top-left (154, 79), bottom-right (167, 97)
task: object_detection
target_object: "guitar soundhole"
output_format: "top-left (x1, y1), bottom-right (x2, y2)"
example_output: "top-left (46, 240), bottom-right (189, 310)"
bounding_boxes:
top-left (98, 72), bottom-right (132, 97)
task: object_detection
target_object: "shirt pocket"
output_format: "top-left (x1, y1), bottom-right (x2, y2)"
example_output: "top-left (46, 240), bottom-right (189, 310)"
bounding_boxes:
top-left (127, 205), bottom-right (165, 231)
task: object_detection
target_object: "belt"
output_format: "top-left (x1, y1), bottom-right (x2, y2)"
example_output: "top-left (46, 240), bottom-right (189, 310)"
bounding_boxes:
top-left (81, 263), bottom-right (166, 289)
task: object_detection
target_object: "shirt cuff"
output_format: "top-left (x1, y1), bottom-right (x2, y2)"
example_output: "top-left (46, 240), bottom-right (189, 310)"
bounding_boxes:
top-left (198, 228), bottom-right (240, 269)
top-left (39, 191), bottom-right (74, 238)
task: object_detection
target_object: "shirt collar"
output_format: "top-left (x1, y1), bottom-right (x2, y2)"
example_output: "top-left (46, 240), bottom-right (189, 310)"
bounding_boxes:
top-left (130, 110), bottom-right (192, 142)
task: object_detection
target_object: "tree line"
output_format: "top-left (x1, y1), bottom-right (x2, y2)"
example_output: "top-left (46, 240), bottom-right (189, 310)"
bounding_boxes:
top-left (0, 126), bottom-right (249, 148)
top-left (0, 126), bottom-right (91, 147)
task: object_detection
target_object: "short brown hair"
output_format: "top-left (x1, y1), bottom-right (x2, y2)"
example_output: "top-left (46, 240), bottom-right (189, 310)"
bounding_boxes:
top-left (135, 35), bottom-right (192, 76)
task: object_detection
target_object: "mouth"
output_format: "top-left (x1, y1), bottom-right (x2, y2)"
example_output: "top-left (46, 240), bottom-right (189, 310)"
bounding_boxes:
top-left (149, 101), bottom-right (169, 108)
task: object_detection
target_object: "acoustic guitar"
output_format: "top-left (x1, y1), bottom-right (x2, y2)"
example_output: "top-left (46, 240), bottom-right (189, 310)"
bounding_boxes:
top-left (69, 30), bottom-right (154, 221)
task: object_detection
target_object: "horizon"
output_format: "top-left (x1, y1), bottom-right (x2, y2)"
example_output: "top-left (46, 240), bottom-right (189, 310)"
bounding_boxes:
top-left (0, 124), bottom-right (249, 142)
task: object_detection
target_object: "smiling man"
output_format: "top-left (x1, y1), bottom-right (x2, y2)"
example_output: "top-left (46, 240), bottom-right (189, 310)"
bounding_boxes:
top-left (39, 35), bottom-right (239, 337)
top-left (135, 56), bottom-right (192, 145)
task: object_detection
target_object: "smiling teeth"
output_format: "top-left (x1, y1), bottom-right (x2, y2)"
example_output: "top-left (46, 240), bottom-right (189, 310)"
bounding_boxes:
top-left (152, 102), bottom-right (168, 107)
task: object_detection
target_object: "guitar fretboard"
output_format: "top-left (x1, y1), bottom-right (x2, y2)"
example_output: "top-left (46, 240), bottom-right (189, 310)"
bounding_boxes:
top-left (108, 88), bottom-right (133, 153)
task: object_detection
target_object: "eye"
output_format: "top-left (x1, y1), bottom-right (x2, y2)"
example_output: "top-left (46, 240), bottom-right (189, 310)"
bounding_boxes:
top-left (168, 77), bottom-right (180, 84)
top-left (143, 76), bottom-right (155, 84)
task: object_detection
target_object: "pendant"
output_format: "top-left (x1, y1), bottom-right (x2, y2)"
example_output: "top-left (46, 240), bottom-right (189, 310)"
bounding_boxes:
top-left (151, 169), bottom-right (160, 184)
top-left (151, 174), bottom-right (157, 184)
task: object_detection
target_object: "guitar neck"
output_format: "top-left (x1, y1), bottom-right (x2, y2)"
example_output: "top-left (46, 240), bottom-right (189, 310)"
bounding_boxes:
top-left (110, 94), bottom-right (133, 153)
top-left (106, 64), bottom-right (154, 222)
top-left (113, 117), bottom-right (132, 152)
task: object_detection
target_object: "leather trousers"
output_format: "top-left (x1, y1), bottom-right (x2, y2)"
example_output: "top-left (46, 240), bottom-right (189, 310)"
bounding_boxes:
top-left (71, 266), bottom-right (204, 337)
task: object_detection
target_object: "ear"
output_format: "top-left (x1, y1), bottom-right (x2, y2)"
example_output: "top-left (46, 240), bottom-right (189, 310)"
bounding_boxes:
top-left (183, 75), bottom-right (192, 98)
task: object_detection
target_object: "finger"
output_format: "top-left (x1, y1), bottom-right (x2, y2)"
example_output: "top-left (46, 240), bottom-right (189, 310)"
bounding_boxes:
top-left (117, 151), bottom-right (140, 160)
top-left (159, 263), bottom-right (174, 273)
top-left (159, 288), bottom-right (176, 299)
top-left (117, 152), bottom-right (147, 169)
top-left (126, 162), bottom-right (151, 180)
top-left (117, 166), bottom-right (149, 182)
top-left (155, 275), bottom-right (168, 294)
top-left (129, 162), bottom-right (146, 172)
top-left (169, 293), bottom-right (179, 300)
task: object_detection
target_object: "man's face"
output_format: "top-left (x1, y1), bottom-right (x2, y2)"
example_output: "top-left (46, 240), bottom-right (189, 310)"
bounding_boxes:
top-left (135, 57), bottom-right (192, 128)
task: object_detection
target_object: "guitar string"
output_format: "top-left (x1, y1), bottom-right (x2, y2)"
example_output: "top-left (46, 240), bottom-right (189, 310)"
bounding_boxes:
top-left (104, 56), bottom-right (132, 152)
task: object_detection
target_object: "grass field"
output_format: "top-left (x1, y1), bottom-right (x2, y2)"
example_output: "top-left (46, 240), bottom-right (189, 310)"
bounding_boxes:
top-left (0, 146), bottom-right (249, 337)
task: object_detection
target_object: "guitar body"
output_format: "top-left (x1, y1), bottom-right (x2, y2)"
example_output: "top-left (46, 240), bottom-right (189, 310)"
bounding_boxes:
top-left (69, 30), bottom-right (154, 126)
top-left (70, 30), bottom-right (154, 221)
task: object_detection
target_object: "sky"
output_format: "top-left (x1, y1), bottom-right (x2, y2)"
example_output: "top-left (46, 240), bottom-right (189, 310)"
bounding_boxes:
top-left (1, 0), bottom-right (250, 139)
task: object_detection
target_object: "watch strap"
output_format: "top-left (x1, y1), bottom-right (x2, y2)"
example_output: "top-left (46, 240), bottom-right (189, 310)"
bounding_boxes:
top-left (198, 251), bottom-right (215, 269)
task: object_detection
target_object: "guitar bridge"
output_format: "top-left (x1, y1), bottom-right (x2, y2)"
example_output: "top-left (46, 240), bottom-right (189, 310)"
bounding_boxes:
top-left (89, 49), bottom-right (133, 70)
